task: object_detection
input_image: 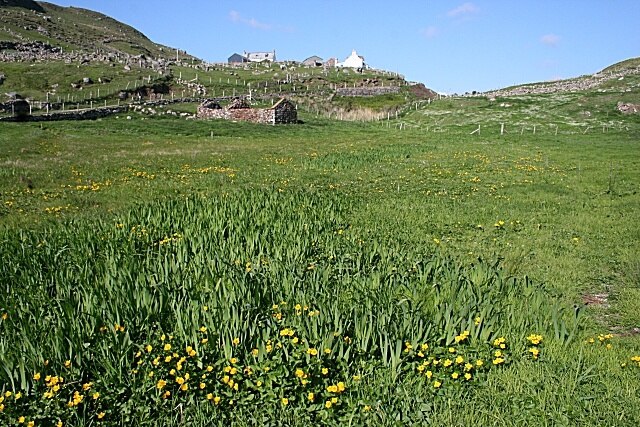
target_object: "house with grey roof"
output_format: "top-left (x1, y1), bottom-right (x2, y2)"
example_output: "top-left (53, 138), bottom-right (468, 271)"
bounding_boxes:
top-left (228, 53), bottom-right (246, 64)
top-left (303, 56), bottom-right (323, 67)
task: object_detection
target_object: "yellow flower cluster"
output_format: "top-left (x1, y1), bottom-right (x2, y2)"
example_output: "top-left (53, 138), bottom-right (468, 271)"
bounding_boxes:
top-left (493, 337), bottom-right (507, 349)
top-left (326, 382), bottom-right (346, 394)
top-left (66, 390), bottom-right (84, 407)
top-left (527, 333), bottom-right (543, 360)
top-left (158, 232), bottom-right (183, 246)
top-left (454, 330), bottom-right (470, 343)
top-left (585, 333), bottom-right (614, 350)
top-left (526, 334), bottom-right (543, 345)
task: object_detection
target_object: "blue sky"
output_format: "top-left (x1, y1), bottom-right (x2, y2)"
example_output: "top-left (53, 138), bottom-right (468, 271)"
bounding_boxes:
top-left (52, 1), bottom-right (639, 93)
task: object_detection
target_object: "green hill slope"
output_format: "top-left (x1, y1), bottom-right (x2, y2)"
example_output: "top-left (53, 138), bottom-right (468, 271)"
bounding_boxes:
top-left (0, 0), bottom-right (178, 58)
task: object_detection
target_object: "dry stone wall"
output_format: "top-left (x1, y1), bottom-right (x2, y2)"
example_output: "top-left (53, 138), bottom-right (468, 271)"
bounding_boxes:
top-left (0, 105), bottom-right (127, 122)
top-left (197, 106), bottom-right (273, 123)
top-left (335, 86), bottom-right (401, 97)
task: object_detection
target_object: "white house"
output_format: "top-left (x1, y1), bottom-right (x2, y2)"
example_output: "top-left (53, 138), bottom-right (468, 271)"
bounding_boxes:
top-left (337, 50), bottom-right (365, 69)
top-left (244, 50), bottom-right (276, 63)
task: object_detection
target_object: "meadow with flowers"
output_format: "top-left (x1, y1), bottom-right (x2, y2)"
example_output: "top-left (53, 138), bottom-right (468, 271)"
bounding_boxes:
top-left (1, 94), bottom-right (640, 426)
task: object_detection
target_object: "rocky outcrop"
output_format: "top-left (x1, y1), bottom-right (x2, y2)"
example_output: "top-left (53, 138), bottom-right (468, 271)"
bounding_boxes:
top-left (484, 66), bottom-right (640, 97)
top-left (617, 102), bottom-right (639, 114)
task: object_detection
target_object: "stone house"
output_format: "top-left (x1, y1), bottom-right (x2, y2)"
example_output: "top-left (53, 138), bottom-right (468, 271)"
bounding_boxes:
top-left (197, 97), bottom-right (297, 124)
top-left (11, 99), bottom-right (30, 120)
top-left (324, 58), bottom-right (337, 67)
top-left (303, 56), bottom-right (323, 67)
top-left (270, 98), bottom-right (297, 123)
top-left (228, 53), bottom-right (246, 64)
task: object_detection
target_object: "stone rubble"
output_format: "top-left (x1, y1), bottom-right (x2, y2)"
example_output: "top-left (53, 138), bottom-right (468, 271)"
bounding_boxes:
top-left (483, 67), bottom-right (640, 98)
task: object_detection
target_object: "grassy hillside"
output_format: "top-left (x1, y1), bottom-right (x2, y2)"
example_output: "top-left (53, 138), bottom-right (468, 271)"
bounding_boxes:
top-left (0, 0), bottom-right (175, 57)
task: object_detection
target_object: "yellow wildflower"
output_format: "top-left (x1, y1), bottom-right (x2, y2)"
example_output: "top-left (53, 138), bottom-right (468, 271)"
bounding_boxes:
top-left (526, 334), bottom-right (543, 345)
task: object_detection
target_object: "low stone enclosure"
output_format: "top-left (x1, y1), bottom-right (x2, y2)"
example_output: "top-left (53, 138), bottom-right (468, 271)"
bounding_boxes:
top-left (0, 105), bottom-right (128, 122)
top-left (197, 97), bottom-right (298, 124)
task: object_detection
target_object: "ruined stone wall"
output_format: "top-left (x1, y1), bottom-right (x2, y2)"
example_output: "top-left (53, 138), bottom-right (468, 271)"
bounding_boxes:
top-left (197, 106), bottom-right (274, 124)
top-left (0, 106), bottom-right (127, 122)
top-left (274, 102), bottom-right (297, 123)
top-left (335, 86), bottom-right (401, 97)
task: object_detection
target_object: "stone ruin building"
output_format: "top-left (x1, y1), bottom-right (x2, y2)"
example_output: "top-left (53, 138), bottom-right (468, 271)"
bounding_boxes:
top-left (197, 97), bottom-right (297, 124)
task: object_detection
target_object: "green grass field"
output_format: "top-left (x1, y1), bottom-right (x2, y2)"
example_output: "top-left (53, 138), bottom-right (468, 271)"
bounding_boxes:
top-left (1, 95), bottom-right (640, 426)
